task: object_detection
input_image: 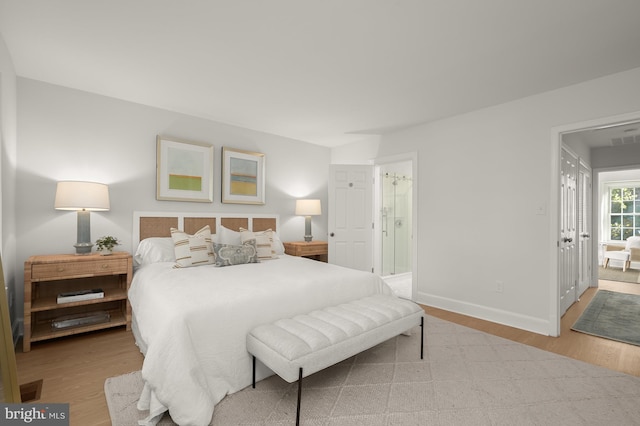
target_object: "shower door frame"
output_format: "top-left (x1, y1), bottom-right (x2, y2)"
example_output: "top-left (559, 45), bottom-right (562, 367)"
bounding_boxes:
top-left (374, 152), bottom-right (418, 300)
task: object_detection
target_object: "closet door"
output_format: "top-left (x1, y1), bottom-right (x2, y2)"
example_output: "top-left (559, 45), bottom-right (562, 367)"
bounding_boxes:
top-left (559, 147), bottom-right (578, 316)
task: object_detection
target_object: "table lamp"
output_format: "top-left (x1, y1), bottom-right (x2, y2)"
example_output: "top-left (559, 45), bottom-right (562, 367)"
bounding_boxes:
top-left (54, 181), bottom-right (110, 254)
top-left (295, 199), bottom-right (321, 242)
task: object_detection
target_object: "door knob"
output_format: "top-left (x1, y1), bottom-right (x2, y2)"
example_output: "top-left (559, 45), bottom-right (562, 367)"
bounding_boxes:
top-left (563, 237), bottom-right (573, 243)
top-left (330, 232), bottom-right (335, 237)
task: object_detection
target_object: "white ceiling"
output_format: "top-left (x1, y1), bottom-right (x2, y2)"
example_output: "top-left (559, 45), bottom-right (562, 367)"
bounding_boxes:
top-left (2, 1), bottom-right (640, 147)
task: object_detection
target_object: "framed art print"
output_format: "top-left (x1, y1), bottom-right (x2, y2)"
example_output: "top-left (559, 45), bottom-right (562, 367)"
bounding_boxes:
top-left (156, 136), bottom-right (214, 202)
top-left (221, 147), bottom-right (265, 204)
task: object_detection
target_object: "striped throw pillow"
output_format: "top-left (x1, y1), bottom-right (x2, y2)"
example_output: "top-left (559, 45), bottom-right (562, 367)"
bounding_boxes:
top-left (239, 228), bottom-right (277, 260)
top-left (170, 225), bottom-right (214, 268)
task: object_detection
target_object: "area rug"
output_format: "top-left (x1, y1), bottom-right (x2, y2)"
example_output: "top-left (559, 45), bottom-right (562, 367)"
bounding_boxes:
top-left (599, 266), bottom-right (640, 284)
top-left (105, 315), bottom-right (640, 425)
top-left (571, 290), bottom-right (640, 346)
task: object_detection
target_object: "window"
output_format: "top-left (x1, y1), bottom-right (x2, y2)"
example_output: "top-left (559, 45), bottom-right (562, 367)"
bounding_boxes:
top-left (609, 186), bottom-right (640, 240)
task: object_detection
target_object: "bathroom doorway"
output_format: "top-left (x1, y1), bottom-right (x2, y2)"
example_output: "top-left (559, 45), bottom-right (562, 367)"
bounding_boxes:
top-left (375, 157), bottom-right (416, 299)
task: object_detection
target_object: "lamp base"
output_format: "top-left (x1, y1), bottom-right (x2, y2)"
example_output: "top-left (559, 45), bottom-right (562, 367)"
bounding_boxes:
top-left (304, 216), bottom-right (313, 242)
top-left (74, 243), bottom-right (93, 255)
top-left (75, 210), bottom-right (93, 255)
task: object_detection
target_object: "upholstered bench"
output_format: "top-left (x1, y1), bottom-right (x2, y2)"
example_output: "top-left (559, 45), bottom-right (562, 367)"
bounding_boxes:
top-left (246, 294), bottom-right (424, 425)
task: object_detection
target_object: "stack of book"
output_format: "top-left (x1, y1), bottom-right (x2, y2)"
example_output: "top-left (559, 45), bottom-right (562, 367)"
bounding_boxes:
top-left (51, 311), bottom-right (111, 330)
top-left (56, 288), bottom-right (104, 304)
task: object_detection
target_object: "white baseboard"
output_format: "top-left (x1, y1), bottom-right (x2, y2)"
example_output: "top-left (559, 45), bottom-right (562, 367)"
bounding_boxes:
top-left (415, 292), bottom-right (551, 336)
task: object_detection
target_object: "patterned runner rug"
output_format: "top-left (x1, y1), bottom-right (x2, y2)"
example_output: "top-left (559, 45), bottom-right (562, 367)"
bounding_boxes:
top-left (572, 289), bottom-right (640, 346)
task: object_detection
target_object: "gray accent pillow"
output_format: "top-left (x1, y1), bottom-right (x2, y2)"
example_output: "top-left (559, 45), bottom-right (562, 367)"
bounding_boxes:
top-left (213, 240), bottom-right (259, 267)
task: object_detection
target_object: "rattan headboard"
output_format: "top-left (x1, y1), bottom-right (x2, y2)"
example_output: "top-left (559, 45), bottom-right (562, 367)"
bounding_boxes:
top-left (133, 211), bottom-right (279, 249)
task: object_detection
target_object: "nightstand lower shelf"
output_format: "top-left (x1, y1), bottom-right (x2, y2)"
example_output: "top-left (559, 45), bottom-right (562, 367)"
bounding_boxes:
top-left (31, 308), bottom-right (127, 342)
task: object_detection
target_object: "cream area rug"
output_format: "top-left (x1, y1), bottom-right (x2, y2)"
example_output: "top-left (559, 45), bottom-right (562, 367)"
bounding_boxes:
top-left (105, 315), bottom-right (640, 425)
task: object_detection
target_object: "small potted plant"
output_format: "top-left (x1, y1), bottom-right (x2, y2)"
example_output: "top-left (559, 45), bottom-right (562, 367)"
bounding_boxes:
top-left (95, 236), bottom-right (120, 255)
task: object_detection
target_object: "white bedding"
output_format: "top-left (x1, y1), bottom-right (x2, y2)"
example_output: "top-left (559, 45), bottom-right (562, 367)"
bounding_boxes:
top-left (128, 255), bottom-right (391, 425)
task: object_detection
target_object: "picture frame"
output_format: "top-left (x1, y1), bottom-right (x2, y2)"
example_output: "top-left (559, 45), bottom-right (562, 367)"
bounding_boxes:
top-left (221, 147), bottom-right (265, 204)
top-left (156, 136), bottom-right (214, 202)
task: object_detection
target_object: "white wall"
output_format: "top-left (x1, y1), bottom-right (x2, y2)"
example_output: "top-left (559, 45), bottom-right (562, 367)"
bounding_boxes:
top-left (592, 143), bottom-right (640, 169)
top-left (15, 78), bottom-right (331, 327)
top-left (330, 136), bottom-right (380, 164)
top-left (14, 62), bottom-right (640, 339)
top-left (0, 32), bottom-right (17, 332)
top-left (336, 67), bottom-right (640, 335)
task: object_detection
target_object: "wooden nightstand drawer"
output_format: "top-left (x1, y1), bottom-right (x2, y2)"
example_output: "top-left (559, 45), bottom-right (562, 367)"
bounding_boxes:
top-left (31, 259), bottom-right (128, 281)
top-left (294, 244), bottom-right (326, 256)
top-left (283, 241), bottom-right (328, 262)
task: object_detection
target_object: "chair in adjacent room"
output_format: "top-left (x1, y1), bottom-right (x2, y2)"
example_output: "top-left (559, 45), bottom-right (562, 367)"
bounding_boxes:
top-left (603, 236), bottom-right (640, 271)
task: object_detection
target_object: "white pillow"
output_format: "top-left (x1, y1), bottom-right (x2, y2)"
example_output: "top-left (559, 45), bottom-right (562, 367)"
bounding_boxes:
top-left (219, 225), bottom-right (284, 255)
top-left (271, 231), bottom-right (285, 255)
top-left (171, 225), bottom-right (215, 268)
top-left (218, 225), bottom-right (242, 245)
top-left (239, 228), bottom-right (278, 260)
top-left (134, 237), bottom-right (176, 266)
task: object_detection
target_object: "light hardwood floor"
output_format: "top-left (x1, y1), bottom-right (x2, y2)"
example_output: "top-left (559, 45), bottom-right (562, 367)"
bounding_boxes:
top-left (14, 279), bottom-right (640, 425)
top-left (428, 279), bottom-right (640, 377)
top-left (16, 328), bottom-right (143, 425)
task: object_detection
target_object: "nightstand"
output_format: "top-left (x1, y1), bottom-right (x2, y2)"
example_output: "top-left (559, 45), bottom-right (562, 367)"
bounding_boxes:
top-left (23, 252), bottom-right (132, 352)
top-left (283, 241), bottom-right (328, 262)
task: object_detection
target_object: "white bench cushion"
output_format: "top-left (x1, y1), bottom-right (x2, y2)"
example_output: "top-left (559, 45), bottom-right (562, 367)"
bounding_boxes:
top-left (247, 294), bottom-right (423, 382)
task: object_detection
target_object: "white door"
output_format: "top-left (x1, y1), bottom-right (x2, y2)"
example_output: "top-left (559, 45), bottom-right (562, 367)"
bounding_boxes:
top-left (328, 165), bottom-right (374, 271)
top-left (577, 160), bottom-right (592, 297)
top-left (559, 147), bottom-right (578, 315)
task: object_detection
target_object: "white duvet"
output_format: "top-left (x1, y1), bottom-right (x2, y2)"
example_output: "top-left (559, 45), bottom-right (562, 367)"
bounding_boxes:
top-left (128, 255), bottom-right (391, 425)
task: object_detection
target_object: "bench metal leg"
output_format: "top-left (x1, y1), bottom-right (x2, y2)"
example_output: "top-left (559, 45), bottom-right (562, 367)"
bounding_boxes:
top-left (296, 367), bottom-right (303, 426)
top-left (253, 358), bottom-right (302, 425)
top-left (420, 316), bottom-right (424, 360)
top-left (252, 356), bottom-right (256, 388)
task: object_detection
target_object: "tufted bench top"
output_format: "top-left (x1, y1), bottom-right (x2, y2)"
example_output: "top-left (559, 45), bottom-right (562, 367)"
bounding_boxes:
top-left (247, 293), bottom-right (423, 383)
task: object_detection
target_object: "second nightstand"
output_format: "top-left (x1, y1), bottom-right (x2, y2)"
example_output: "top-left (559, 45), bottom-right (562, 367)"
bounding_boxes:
top-left (283, 241), bottom-right (328, 262)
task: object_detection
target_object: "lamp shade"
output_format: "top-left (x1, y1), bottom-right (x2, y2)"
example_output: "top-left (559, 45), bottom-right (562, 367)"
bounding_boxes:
top-left (54, 181), bottom-right (110, 211)
top-left (295, 199), bottom-right (321, 216)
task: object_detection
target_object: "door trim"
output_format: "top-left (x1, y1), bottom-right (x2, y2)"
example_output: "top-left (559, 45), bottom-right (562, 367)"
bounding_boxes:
top-left (577, 159), bottom-right (592, 298)
top-left (551, 110), bottom-right (640, 336)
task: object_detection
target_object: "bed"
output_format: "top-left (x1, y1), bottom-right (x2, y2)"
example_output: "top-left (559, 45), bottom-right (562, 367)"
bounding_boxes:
top-left (128, 212), bottom-right (393, 425)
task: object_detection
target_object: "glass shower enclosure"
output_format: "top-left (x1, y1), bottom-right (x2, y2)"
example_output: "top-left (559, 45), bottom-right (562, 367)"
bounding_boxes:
top-left (379, 162), bottom-right (413, 298)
